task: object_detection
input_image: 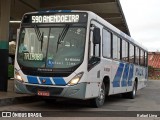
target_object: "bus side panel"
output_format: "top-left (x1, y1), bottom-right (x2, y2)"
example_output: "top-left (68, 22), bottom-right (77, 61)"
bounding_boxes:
top-left (111, 61), bottom-right (124, 94)
top-left (100, 58), bottom-right (113, 95)
top-left (135, 65), bottom-right (148, 90)
top-left (85, 82), bottom-right (100, 99)
top-left (111, 62), bottom-right (135, 94)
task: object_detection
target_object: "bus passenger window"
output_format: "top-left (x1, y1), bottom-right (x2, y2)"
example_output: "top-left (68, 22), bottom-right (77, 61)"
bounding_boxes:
top-left (122, 40), bottom-right (128, 62)
top-left (102, 29), bottom-right (111, 58)
top-left (129, 44), bottom-right (134, 63)
top-left (112, 34), bottom-right (120, 60)
top-left (145, 52), bottom-right (148, 66)
top-left (140, 50), bottom-right (145, 66)
top-left (135, 47), bottom-right (140, 64)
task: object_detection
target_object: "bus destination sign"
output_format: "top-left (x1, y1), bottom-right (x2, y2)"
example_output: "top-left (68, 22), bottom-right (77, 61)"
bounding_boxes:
top-left (22, 13), bottom-right (88, 24)
top-left (32, 14), bottom-right (79, 23)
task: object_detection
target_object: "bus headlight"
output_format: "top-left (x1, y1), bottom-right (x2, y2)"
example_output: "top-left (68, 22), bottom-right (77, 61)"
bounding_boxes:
top-left (15, 72), bottom-right (23, 82)
top-left (68, 72), bottom-right (84, 86)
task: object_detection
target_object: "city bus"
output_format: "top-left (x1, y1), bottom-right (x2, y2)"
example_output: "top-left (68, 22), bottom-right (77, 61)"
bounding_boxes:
top-left (14, 10), bottom-right (148, 107)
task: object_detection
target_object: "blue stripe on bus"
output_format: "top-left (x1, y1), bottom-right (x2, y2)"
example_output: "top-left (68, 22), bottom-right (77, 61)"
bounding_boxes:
top-left (39, 77), bottom-right (52, 85)
top-left (52, 77), bottom-right (66, 85)
top-left (27, 76), bottom-right (39, 84)
top-left (128, 64), bottom-right (134, 86)
top-left (27, 76), bottom-right (66, 86)
top-left (121, 63), bottom-right (129, 87)
top-left (113, 63), bottom-right (124, 87)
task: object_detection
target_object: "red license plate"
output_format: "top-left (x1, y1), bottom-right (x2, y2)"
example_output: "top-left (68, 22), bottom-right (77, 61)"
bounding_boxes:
top-left (37, 90), bottom-right (50, 96)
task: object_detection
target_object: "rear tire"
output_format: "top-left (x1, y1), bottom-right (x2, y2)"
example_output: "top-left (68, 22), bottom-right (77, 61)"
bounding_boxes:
top-left (122, 81), bottom-right (137, 99)
top-left (128, 81), bottom-right (137, 99)
top-left (91, 82), bottom-right (106, 108)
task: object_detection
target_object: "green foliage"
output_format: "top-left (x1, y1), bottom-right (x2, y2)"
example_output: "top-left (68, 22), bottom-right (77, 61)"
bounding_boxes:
top-left (8, 64), bottom-right (14, 78)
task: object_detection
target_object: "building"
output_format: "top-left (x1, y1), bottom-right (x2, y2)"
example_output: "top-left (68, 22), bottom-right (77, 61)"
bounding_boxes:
top-left (148, 52), bottom-right (160, 79)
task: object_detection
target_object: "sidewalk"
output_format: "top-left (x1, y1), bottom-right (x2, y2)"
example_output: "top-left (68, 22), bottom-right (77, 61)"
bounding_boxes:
top-left (0, 79), bottom-right (39, 106)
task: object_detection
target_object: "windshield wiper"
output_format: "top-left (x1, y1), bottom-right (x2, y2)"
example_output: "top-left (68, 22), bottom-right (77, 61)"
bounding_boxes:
top-left (56, 24), bottom-right (70, 53)
top-left (33, 25), bottom-right (44, 51)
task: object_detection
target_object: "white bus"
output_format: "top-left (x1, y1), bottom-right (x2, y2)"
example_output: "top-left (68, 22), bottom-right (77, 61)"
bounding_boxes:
top-left (14, 10), bottom-right (148, 107)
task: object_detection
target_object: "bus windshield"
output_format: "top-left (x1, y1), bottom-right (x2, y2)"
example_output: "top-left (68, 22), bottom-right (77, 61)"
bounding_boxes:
top-left (17, 25), bottom-right (86, 69)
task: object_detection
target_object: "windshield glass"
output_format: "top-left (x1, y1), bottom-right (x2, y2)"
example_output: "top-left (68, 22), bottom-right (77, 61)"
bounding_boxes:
top-left (17, 25), bottom-right (86, 69)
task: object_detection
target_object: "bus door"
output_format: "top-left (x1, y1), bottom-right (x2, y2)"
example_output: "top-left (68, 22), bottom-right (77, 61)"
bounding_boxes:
top-left (87, 21), bottom-right (102, 96)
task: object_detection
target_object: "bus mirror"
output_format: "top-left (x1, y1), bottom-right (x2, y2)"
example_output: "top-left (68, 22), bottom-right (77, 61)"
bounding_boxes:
top-left (93, 28), bottom-right (101, 44)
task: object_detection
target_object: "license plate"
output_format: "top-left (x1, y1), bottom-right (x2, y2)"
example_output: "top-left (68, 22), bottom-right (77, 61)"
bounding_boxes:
top-left (37, 90), bottom-right (50, 96)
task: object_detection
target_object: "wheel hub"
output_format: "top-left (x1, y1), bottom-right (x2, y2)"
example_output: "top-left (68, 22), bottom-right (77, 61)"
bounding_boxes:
top-left (98, 88), bottom-right (105, 101)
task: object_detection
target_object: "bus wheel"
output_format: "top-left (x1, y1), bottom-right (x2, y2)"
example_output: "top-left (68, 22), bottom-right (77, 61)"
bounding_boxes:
top-left (122, 81), bottom-right (137, 99)
top-left (128, 81), bottom-right (137, 99)
top-left (91, 82), bottom-right (106, 108)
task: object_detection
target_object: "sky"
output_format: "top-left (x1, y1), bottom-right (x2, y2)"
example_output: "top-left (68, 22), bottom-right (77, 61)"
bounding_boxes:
top-left (119, 0), bottom-right (160, 52)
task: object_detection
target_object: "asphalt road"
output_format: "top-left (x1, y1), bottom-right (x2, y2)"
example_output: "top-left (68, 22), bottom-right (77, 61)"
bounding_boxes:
top-left (0, 80), bottom-right (160, 119)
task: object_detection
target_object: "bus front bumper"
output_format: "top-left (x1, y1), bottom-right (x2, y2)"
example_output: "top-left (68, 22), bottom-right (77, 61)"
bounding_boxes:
top-left (14, 80), bottom-right (87, 99)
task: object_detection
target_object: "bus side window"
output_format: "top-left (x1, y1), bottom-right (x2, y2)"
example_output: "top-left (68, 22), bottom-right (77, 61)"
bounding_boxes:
top-left (145, 52), bottom-right (148, 67)
top-left (88, 26), bottom-right (101, 70)
top-left (112, 34), bottom-right (120, 60)
top-left (122, 40), bottom-right (128, 62)
top-left (102, 29), bottom-right (111, 58)
top-left (129, 44), bottom-right (134, 63)
top-left (140, 50), bottom-right (145, 66)
top-left (93, 27), bottom-right (101, 57)
top-left (135, 47), bottom-right (140, 64)
top-left (89, 26), bottom-right (101, 58)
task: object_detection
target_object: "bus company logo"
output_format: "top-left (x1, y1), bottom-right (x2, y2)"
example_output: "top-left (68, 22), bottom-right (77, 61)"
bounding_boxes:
top-left (42, 79), bottom-right (46, 83)
top-left (2, 112), bottom-right (42, 117)
top-left (2, 112), bottom-right (11, 117)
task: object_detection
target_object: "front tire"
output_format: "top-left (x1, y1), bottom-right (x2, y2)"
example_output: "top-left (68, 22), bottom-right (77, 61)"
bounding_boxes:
top-left (91, 82), bottom-right (106, 108)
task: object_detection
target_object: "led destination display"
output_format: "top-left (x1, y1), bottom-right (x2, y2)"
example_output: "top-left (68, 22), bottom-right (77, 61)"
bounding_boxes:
top-left (32, 15), bottom-right (80, 23)
top-left (22, 13), bottom-right (88, 24)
